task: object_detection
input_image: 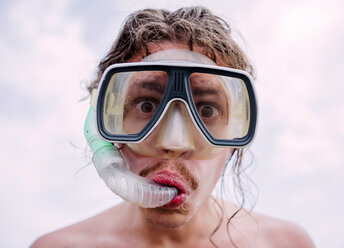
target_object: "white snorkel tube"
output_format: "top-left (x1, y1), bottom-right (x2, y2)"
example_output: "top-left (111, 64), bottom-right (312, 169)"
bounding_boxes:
top-left (84, 92), bottom-right (178, 208)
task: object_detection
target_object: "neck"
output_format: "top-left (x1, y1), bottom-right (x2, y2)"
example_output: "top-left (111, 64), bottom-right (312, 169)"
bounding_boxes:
top-left (127, 197), bottom-right (224, 246)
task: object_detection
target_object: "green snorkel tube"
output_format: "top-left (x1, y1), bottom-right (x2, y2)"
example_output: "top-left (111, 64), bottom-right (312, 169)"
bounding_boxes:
top-left (84, 91), bottom-right (177, 208)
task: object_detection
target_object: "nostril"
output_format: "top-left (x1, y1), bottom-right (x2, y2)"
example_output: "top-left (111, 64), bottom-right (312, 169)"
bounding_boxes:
top-left (159, 148), bottom-right (193, 159)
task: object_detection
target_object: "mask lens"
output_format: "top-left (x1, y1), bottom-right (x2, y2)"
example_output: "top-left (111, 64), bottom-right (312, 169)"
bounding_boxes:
top-left (103, 70), bottom-right (168, 135)
top-left (189, 72), bottom-right (250, 140)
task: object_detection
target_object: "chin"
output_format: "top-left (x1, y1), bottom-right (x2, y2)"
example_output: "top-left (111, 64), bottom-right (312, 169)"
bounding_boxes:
top-left (139, 203), bottom-right (194, 228)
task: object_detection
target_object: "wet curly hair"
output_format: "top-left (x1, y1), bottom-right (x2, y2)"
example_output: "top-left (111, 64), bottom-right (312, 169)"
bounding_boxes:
top-left (87, 6), bottom-right (254, 92)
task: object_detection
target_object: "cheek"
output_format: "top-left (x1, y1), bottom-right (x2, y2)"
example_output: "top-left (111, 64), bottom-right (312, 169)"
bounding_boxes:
top-left (184, 149), bottom-right (232, 211)
top-left (194, 149), bottom-right (232, 192)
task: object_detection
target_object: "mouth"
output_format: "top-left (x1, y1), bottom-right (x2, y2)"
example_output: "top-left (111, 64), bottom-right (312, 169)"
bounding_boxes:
top-left (149, 170), bottom-right (189, 208)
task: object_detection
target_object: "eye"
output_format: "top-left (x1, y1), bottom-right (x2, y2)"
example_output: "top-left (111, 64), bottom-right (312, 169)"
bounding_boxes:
top-left (136, 100), bottom-right (158, 114)
top-left (197, 104), bottom-right (219, 118)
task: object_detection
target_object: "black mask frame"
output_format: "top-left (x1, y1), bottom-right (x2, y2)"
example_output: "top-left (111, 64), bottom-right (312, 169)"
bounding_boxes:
top-left (96, 62), bottom-right (258, 147)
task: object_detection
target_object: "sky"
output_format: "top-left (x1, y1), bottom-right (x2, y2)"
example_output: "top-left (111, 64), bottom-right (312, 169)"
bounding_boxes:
top-left (0, 0), bottom-right (343, 247)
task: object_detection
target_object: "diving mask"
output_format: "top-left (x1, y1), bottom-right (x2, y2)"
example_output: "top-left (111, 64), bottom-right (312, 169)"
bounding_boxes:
top-left (98, 50), bottom-right (257, 146)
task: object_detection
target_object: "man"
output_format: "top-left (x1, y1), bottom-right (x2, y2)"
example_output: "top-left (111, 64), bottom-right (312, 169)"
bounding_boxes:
top-left (32, 7), bottom-right (314, 247)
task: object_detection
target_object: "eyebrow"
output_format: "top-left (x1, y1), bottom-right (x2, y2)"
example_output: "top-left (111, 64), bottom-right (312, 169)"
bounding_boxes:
top-left (132, 81), bottom-right (164, 94)
top-left (192, 87), bottom-right (222, 97)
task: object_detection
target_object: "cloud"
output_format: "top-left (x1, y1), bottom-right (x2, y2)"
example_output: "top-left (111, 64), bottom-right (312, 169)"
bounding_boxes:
top-left (239, 1), bottom-right (344, 246)
top-left (237, 0), bottom-right (344, 172)
top-left (0, 0), bottom-right (111, 247)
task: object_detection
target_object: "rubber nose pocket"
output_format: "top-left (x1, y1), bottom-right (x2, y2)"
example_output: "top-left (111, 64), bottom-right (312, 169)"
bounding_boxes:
top-left (157, 101), bottom-right (195, 154)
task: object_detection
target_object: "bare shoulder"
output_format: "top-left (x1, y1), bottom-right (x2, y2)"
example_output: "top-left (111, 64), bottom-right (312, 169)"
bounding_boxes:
top-left (30, 229), bottom-right (80, 248)
top-left (252, 211), bottom-right (315, 248)
top-left (221, 203), bottom-right (315, 247)
top-left (30, 203), bottom-right (130, 248)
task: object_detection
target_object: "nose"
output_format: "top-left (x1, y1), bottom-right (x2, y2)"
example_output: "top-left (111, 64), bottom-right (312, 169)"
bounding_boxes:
top-left (156, 102), bottom-right (195, 158)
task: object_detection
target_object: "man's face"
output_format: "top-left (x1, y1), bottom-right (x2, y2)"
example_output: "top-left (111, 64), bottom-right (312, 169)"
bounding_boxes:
top-left (119, 42), bottom-right (233, 228)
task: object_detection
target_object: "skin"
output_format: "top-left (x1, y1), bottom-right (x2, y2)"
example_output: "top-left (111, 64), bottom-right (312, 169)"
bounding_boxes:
top-left (31, 42), bottom-right (315, 248)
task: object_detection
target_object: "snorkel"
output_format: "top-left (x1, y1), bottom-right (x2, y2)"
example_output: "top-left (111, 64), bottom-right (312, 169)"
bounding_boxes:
top-left (84, 94), bottom-right (178, 208)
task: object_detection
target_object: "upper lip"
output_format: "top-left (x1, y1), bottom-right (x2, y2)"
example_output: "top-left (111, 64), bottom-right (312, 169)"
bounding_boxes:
top-left (147, 170), bottom-right (189, 195)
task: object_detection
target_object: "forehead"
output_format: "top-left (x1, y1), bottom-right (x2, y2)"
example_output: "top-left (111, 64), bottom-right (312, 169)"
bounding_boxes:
top-left (126, 41), bottom-right (218, 64)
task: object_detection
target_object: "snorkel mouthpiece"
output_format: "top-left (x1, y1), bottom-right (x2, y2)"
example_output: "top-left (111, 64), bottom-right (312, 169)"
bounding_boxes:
top-left (84, 106), bottom-right (177, 208)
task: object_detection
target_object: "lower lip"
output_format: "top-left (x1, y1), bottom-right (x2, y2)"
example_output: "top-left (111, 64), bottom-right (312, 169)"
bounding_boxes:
top-left (162, 192), bottom-right (186, 208)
